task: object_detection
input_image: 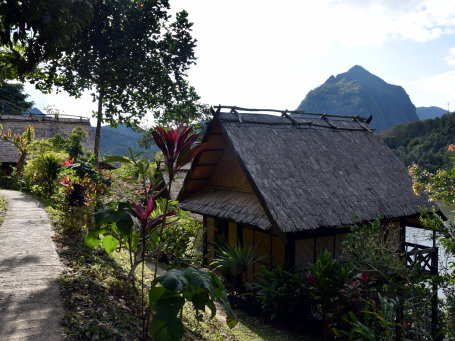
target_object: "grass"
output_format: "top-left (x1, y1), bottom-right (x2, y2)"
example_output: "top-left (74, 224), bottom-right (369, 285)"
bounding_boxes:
top-left (45, 204), bottom-right (312, 340)
top-left (0, 193), bottom-right (6, 228)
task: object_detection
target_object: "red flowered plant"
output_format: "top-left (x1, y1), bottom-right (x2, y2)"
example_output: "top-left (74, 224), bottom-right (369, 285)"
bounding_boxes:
top-left (61, 158), bottom-right (75, 167)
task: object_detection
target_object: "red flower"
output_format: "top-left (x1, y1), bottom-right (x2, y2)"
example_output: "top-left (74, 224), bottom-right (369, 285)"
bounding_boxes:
top-left (448, 144), bottom-right (455, 152)
top-left (61, 158), bottom-right (75, 167)
top-left (60, 175), bottom-right (72, 186)
top-left (151, 124), bottom-right (205, 181)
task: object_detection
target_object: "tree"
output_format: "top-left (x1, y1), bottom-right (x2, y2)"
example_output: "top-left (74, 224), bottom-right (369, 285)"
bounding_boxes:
top-left (36, 0), bottom-right (199, 166)
top-left (0, 81), bottom-right (33, 114)
top-left (0, 0), bottom-right (93, 79)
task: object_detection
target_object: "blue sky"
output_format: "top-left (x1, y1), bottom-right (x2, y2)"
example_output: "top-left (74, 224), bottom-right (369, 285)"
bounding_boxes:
top-left (25, 0), bottom-right (455, 122)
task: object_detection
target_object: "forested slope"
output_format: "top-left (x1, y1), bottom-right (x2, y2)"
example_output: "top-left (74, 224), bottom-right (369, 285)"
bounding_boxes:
top-left (380, 112), bottom-right (455, 171)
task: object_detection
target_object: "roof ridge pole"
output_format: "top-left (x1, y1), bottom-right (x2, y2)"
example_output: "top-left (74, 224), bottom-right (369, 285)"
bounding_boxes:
top-left (281, 109), bottom-right (298, 124)
top-left (229, 106), bottom-right (242, 123)
top-left (352, 115), bottom-right (373, 133)
top-left (320, 113), bottom-right (337, 129)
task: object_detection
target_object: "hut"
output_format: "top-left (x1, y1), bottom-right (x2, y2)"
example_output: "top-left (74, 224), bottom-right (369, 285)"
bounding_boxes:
top-left (0, 113), bottom-right (95, 174)
top-left (178, 106), bottom-right (439, 275)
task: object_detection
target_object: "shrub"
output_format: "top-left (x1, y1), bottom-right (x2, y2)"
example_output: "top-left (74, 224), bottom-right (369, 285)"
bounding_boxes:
top-left (23, 151), bottom-right (68, 196)
top-left (246, 266), bottom-right (311, 324)
top-left (211, 242), bottom-right (262, 290)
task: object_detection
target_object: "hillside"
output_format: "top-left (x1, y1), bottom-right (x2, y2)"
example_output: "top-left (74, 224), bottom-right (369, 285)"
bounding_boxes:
top-left (96, 125), bottom-right (155, 158)
top-left (297, 65), bottom-right (418, 131)
top-left (416, 106), bottom-right (448, 120)
top-left (380, 112), bottom-right (455, 171)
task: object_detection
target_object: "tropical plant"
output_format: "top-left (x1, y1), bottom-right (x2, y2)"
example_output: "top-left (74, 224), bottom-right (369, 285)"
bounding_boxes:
top-left (149, 267), bottom-right (237, 341)
top-left (61, 160), bottom-right (110, 208)
top-left (246, 266), bottom-right (310, 323)
top-left (151, 123), bottom-right (205, 276)
top-left (49, 126), bottom-right (88, 160)
top-left (211, 242), bottom-right (262, 289)
top-left (23, 151), bottom-right (67, 196)
top-left (0, 125), bottom-right (35, 178)
top-left (333, 294), bottom-right (398, 341)
top-left (305, 250), bottom-right (353, 340)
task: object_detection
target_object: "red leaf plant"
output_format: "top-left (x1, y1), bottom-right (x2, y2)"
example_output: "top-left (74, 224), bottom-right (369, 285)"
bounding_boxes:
top-left (151, 123), bottom-right (205, 183)
top-left (133, 196), bottom-right (175, 234)
top-left (150, 123), bottom-right (205, 278)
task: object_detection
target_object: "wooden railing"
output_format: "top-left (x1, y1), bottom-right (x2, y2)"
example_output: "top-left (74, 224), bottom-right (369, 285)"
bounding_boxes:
top-left (402, 242), bottom-right (438, 274)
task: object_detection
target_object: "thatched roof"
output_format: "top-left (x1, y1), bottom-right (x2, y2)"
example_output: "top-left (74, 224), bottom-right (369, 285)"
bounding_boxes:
top-left (179, 107), bottom-right (434, 233)
top-left (179, 188), bottom-right (272, 230)
top-left (0, 114), bottom-right (94, 163)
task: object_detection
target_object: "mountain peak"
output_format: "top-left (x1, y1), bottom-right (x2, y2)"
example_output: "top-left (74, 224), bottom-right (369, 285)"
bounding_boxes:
top-left (297, 66), bottom-right (418, 131)
top-left (347, 65), bottom-right (368, 73)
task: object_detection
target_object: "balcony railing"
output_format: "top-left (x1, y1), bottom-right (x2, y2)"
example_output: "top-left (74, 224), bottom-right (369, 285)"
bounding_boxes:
top-left (402, 242), bottom-right (438, 274)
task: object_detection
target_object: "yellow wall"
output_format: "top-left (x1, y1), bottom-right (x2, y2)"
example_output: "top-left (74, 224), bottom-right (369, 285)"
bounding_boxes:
top-left (205, 216), bottom-right (285, 279)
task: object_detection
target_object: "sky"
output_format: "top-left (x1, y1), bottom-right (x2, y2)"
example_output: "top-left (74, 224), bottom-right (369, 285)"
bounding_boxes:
top-left (24, 0), bottom-right (455, 123)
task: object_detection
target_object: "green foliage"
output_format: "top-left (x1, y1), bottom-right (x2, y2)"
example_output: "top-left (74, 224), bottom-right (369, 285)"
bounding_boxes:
top-left (0, 194), bottom-right (6, 228)
top-left (0, 81), bottom-right (33, 113)
top-left (104, 147), bottom-right (159, 199)
top-left (159, 200), bottom-right (203, 267)
top-left (211, 242), bottom-right (262, 289)
top-left (334, 294), bottom-right (397, 341)
top-left (0, 0), bottom-right (93, 78)
top-left (246, 266), bottom-right (309, 323)
top-left (36, 0), bottom-right (200, 160)
top-left (49, 127), bottom-right (87, 160)
top-left (341, 220), bottom-right (410, 285)
top-left (381, 112), bottom-right (455, 171)
top-left (23, 151), bottom-right (67, 196)
top-left (61, 161), bottom-right (110, 207)
top-left (307, 250), bottom-right (353, 317)
top-left (340, 220), bottom-right (435, 339)
top-left (149, 267), bottom-right (237, 341)
top-left (86, 202), bottom-right (137, 255)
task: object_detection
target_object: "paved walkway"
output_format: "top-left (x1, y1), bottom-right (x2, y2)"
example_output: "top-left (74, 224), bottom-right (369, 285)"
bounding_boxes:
top-left (0, 190), bottom-right (64, 341)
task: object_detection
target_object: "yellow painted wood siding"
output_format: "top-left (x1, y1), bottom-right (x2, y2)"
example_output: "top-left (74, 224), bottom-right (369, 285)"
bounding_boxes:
top-left (207, 216), bottom-right (215, 260)
top-left (228, 222), bottom-right (237, 247)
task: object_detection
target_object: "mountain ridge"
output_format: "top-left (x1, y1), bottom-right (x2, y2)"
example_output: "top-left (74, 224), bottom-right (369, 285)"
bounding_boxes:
top-left (297, 65), bottom-right (418, 131)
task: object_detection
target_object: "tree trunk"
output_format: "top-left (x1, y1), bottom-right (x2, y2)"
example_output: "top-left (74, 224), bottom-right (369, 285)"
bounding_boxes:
top-left (94, 88), bottom-right (104, 168)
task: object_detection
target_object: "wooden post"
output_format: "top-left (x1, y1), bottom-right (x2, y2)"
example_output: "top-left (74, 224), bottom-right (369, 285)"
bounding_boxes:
top-left (431, 230), bottom-right (439, 340)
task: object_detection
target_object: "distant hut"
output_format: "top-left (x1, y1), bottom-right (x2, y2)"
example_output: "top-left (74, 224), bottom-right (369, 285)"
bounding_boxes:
top-left (0, 113), bottom-right (95, 174)
top-left (178, 106), bottom-right (440, 276)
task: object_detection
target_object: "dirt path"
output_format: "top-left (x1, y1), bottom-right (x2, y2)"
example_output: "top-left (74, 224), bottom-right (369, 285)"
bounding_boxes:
top-left (0, 189), bottom-right (64, 341)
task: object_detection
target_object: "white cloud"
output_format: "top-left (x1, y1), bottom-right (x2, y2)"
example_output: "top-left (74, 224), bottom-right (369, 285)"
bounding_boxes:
top-left (402, 69), bottom-right (455, 109)
top-left (446, 48), bottom-right (455, 66)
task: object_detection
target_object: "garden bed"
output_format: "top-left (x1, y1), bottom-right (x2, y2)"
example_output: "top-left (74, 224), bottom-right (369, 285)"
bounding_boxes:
top-left (46, 204), bottom-right (307, 340)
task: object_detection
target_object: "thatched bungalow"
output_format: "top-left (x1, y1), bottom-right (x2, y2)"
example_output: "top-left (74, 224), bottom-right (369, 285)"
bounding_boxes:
top-left (178, 106), bottom-right (438, 275)
top-left (0, 113), bottom-right (94, 174)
